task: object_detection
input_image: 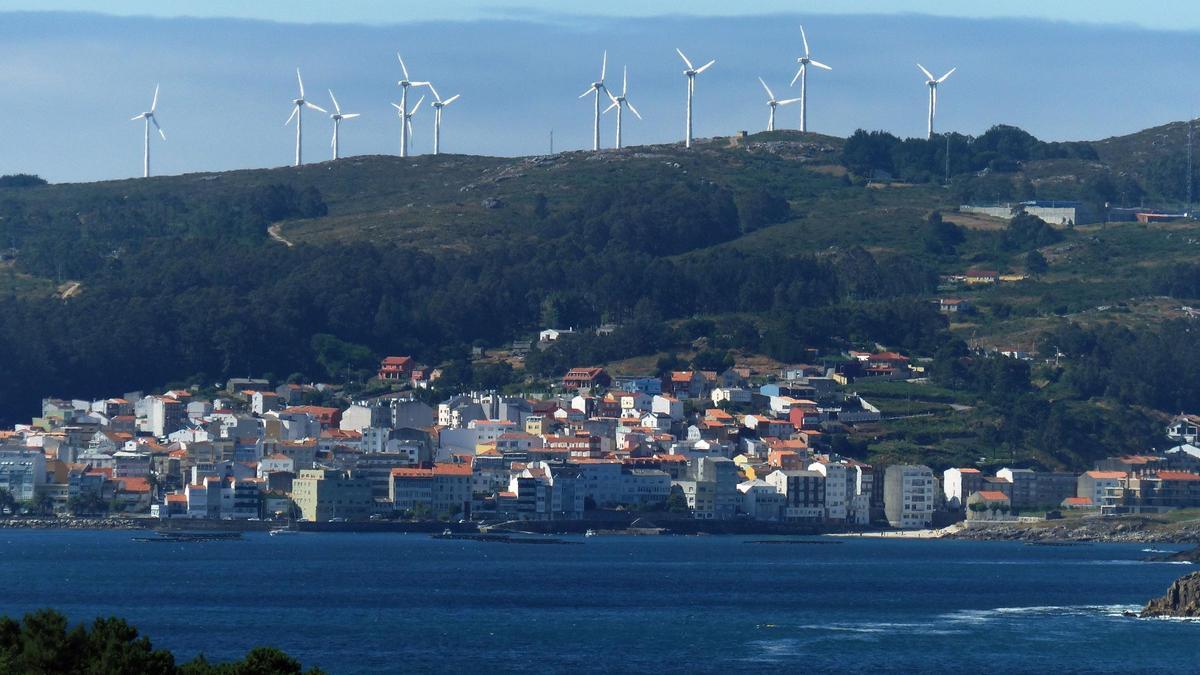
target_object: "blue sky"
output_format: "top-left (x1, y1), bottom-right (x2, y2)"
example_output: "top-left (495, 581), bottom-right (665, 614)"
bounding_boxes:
top-left (0, 3), bottom-right (1198, 182)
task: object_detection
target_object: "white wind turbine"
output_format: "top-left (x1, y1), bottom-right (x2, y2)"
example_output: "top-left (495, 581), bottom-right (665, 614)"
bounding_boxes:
top-left (603, 66), bottom-right (641, 149)
top-left (395, 54), bottom-right (429, 158)
top-left (423, 83), bottom-right (460, 155)
top-left (284, 68), bottom-right (327, 167)
top-left (578, 51), bottom-right (608, 151)
top-left (758, 77), bottom-right (801, 132)
top-left (918, 64), bottom-right (956, 139)
top-left (130, 84), bottom-right (165, 178)
top-left (327, 90), bottom-right (360, 161)
top-left (790, 25), bottom-right (832, 133)
top-left (676, 48), bottom-right (715, 148)
top-left (391, 95), bottom-right (424, 155)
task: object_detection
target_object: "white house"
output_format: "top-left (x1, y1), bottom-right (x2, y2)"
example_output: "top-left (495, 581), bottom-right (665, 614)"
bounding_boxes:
top-left (651, 395), bottom-right (684, 421)
top-left (711, 388), bottom-right (752, 406)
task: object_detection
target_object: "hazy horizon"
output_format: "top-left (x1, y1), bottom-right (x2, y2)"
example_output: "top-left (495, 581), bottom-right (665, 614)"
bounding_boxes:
top-left (2, 9), bottom-right (1199, 183)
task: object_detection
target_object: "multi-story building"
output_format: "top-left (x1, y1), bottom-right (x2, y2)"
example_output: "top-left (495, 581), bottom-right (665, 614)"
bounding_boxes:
top-left (884, 465), bottom-right (935, 529)
top-left (765, 469), bottom-right (826, 522)
top-left (996, 468), bottom-right (1078, 510)
top-left (0, 449), bottom-right (46, 502)
top-left (943, 468), bottom-right (984, 509)
top-left (737, 479), bottom-right (786, 521)
top-left (292, 469), bottom-right (373, 522)
top-left (1077, 470), bottom-right (1126, 507)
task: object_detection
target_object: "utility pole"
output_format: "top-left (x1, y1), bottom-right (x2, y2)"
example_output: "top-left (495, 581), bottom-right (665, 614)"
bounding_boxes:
top-left (944, 132), bottom-right (951, 184)
top-left (1188, 119), bottom-right (1194, 217)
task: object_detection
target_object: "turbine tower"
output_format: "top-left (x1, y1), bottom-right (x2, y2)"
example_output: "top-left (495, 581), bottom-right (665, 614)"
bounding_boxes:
top-left (391, 95), bottom-right (424, 155)
top-left (395, 54), bottom-right (429, 158)
top-left (918, 64), bottom-right (955, 140)
top-left (285, 68), bottom-right (327, 167)
top-left (676, 48), bottom-right (715, 148)
top-left (129, 84), bottom-right (165, 178)
top-left (790, 25), bottom-right (832, 133)
top-left (423, 83), bottom-right (460, 156)
top-left (577, 51), bottom-right (608, 151)
top-left (603, 66), bottom-right (641, 149)
top-left (327, 90), bottom-right (360, 160)
top-left (758, 77), bottom-right (801, 132)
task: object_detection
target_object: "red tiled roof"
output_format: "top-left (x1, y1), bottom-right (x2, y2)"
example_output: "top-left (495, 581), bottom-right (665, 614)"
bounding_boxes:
top-left (976, 490), bottom-right (1010, 501)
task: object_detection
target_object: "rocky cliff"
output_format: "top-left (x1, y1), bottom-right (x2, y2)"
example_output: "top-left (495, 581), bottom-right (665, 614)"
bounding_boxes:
top-left (1141, 572), bottom-right (1200, 618)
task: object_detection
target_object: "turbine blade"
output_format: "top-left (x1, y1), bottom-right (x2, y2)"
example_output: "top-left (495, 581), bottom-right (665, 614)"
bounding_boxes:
top-left (331, 127), bottom-right (337, 147)
top-left (603, 100), bottom-right (618, 114)
top-left (406, 119), bottom-right (413, 136)
top-left (626, 100), bottom-right (642, 120)
top-left (622, 65), bottom-right (628, 95)
top-left (342, 113), bottom-right (360, 119)
top-left (917, 63), bottom-right (934, 81)
top-left (758, 76), bottom-right (774, 100)
top-left (579, 87), bottom-right (594, 99)
top-left (151, 83), bottom-right (159, 112)
top-left (411, 95), bottom-right (424, 113)
top-left (675, 48), bottom-right (693, 70)
top-left (296, 68), bottom-right (304, 97)
top-left (306, 101), bottom-right (327, 113)
top-left (397, 53), bottom-right (410, 80)
top-left (696, 59), bottom-right (715, 74)
top-left (392, 102), bottom-right (403, 113)
top-left (800, 25), bottom-right (810, 57)
top-left (410, 81), bottom-right (430, 87)
top-left (151, 115), bottom-right (164, 139)
top-left (131, 113), bottom-right (146, 121)
top-left (442, 94), bottom-right (460, 106)
top-left (778, 97), bottom-right (802, 105)
top-left (600, 50), bottom-right (607, 81)
top-left (810, 60), bottom-right (832, 71)
top-left (425, 82), bottom-right (441, 101)
top-left (607, 90), bottom-right (620, 107)
top-left (938, 67), bottom-right (956, 83)
top-left (790, 66), bottom-right (804, 87)
top-left (285, 106), bottom-right (298, 126)
top-left (328, 89), bottom-right (341, 114)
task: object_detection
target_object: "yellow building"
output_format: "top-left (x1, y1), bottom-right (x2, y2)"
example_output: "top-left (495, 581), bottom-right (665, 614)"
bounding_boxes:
top-left (291, 469), bottom-right (373, 522)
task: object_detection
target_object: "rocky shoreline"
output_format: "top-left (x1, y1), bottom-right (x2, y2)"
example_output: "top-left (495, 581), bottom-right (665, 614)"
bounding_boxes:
top-left (948, 517), bottom-right (1200, 544)
top-left (0, 517), bottom-right (149, 530)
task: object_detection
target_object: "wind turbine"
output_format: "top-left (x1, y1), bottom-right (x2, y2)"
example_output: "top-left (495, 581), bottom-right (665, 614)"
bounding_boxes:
top-left (327, 90), bottom-right (360, 161)
top-left (391, 95), bottom-right (424, 155)
top-left (603, 66), bottom-right (641, 149)
top-left (284, 68), bottom-right (326, 167)
top-left (918, 64), bottom-right (956, 139)
top-left (129, 84), bottom-right (165, 178)
top-left (578, 51), bottom-right (608, 151)
top-left (758, 77), bottom-right (801, 132)
top-left (676, 48), bottom-right (715, 148)
top-left (395, 54), bottom-right (429, 158)
top-left (423, 83), bottom-right (460, 155)
top-left (790, 25), bottom-right (832, 133)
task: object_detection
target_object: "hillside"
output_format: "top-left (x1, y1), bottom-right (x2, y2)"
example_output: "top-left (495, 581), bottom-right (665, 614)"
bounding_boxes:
top-left (1, 124), bottom-right (1199, 472)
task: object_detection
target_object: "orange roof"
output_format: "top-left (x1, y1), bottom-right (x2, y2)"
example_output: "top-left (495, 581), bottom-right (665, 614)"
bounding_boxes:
top-left (498, 491), bottom-right (517, 498)
top-left (165, 494), bottom-right (188, 504)
top-left (1085, 471), bottom-right (1126, 480)
top-left (956, 468), bottom-right (981, 474)
top-left (116, 477), bottom-right (151, 493)
top-left (670, 371), bottom-right (694, 382)
top-left (433, 463), bottom-right (473, 477)
top-left (1153, 471), bottom-right (1200, 481)
top-left (977, 490), bottom-right (1010, 501)
top-left (1063, 497), bottom-right (1093, 505)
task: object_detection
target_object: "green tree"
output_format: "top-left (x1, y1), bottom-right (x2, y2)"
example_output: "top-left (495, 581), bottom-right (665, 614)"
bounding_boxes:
top-left (1025, 250), bottom-right (1049, 276)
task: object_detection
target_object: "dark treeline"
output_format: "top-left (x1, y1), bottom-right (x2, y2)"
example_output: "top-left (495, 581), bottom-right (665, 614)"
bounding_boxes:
top-left (0, 608), bottom-right (323, 674)
top-left (841, 125), bottom-right (1097, 183)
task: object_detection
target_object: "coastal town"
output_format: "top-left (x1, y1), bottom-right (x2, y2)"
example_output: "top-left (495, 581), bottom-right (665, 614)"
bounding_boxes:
top-left (2, 343), bottom-right (1199, 532)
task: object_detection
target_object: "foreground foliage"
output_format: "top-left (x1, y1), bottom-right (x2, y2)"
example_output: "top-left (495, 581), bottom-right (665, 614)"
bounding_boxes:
top-left (0, 608), bottom-right (322, 674)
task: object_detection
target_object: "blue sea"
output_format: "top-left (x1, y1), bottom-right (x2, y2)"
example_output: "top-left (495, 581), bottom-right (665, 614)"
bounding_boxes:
top-left (0, 530), bottom-right (1196, 673)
